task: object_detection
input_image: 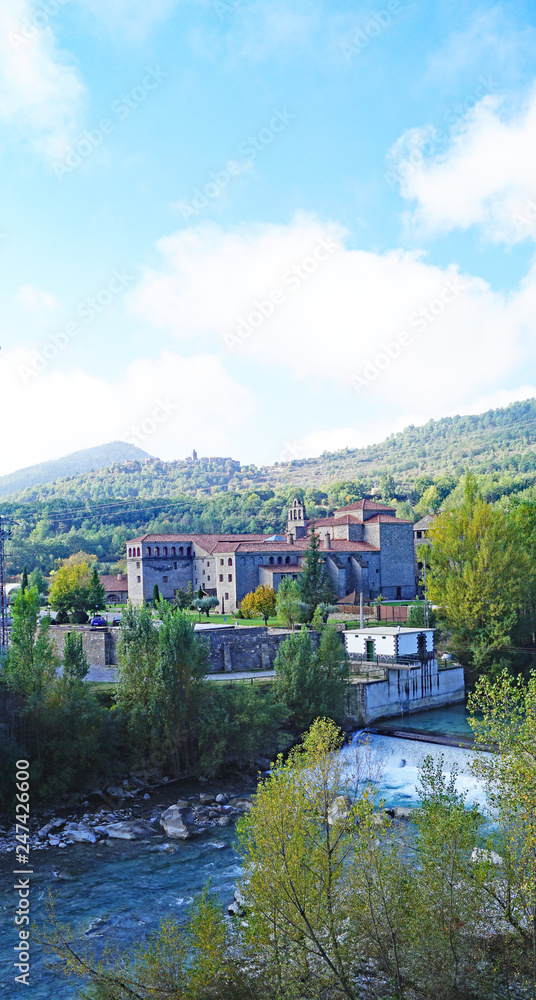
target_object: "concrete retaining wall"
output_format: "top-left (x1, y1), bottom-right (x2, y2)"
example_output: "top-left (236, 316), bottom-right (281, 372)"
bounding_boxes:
top-left (346, 663), bottom-right (465, 725)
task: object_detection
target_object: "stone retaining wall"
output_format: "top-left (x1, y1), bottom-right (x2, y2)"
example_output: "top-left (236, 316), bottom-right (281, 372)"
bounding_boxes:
top-left (49, 624), bottom-right (327, 673)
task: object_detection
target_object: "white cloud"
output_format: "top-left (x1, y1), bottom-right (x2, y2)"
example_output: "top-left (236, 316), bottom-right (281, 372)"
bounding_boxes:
top-left (17, 285), bottom-right (58, 312)
top-left (0, 349), bottom-right (253, 474)
top-left (128, 215), bottom-right (531, 417)
top-left (390, 85), bottom-right (536, 244)
top-left (0, 0), bottom-right (85, 162)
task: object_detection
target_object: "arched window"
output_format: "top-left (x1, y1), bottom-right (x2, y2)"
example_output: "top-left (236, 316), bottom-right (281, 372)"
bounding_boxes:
top-left (155, 547), bottom-right (160, 556)
top-left (187, 546), bottom-right (192, 556)
top-left (171, 547), bottom-right (176, 556)
top-left (228, 557), bottom-right (233, 566)
top-left (269, 557), bottom-right (274, 565)
top-left (277, 556), bottom-right (282, 565)
top-left (285, 556), bottom-right (290, 564)
top-left (147, 547), bottom-right (151, 557)
top-left (163, 547), bottom-right (168, 556)
top-left (137, 547), bottom-right (140, 557)
top-left (179, 547), bottom-right (184, 556)
top-left (128, 548), bottom-right (132, 557)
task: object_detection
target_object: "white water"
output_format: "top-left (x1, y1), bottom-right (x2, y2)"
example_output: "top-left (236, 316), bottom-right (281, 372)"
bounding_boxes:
top-left (340, 730), bottom-right (487, 810)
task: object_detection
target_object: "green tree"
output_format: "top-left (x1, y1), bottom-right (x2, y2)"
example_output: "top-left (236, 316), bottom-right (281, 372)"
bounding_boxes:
top-left (3, 587), bottom-right (57, 700)
top-left (276, 577), bottom-right (308, 630)
top-left (29, 567), bottom-right (47, 597)
top-left (21, 565), bottom-right (28, 594)
top-left (155, 607), bottom-right (209, 776)
top-left (298, 529), bottom-right (335, 616)
top-left (274, 627), bottom-right (347, 731)
top-left (426, 477), bottom-right (534, 670)
top-left (116, 603), bottom-right (160, 773)
top-left (87, 566), bottom-right (106, 613)
top-left (62, 631), bottom-right (89, 682)
top-left (153, 583), bottom-right (160, 605)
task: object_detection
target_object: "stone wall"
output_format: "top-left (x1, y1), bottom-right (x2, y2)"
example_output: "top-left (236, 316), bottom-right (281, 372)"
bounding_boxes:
top-left (49, 624), bottom-right (328, 673)
top-left (345, 663), bottom-right (465, 725)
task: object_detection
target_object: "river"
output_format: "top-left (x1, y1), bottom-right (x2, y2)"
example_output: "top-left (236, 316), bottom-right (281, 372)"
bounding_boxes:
top-left (0, 704), bottom-right (485, 1000)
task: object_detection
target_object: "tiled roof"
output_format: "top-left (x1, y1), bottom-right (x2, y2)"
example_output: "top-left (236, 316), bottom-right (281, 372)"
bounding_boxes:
top-left (366, 514), bottom-right (413, 524)
top-left (100, 574), bottom-right (128, 591)
top-left (335, 499), bottom-right (395, 514)
top-left (312, 514), bottom-right (361, 527)
top-left (413, 514), bottom-right (436, 531)
top-left (260, 565), bottom-right (303, 574)
top-left (325, 540), bottom-right (380, 552)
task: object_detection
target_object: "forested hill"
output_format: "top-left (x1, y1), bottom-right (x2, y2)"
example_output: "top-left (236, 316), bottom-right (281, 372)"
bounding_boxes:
top-left (3, 398), bottom-right (536, 577)
top-left (0, 441), bottom-right (150, 498)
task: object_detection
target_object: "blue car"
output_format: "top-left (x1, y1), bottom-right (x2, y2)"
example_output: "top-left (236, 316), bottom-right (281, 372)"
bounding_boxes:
top-left (90, 615), bottom-right (107, 627)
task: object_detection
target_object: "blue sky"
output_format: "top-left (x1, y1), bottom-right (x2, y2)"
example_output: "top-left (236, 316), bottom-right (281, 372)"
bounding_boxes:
top-left (1, 0), bottom-right (536, 474)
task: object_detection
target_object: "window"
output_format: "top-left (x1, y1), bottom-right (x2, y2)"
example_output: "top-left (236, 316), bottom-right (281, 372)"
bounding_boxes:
top-left (416, 530), bottom-right (422, 539)
top-left (225, 592), bottom-right (229, 600)
top-left (187, 546), bottom-right (192, 556)
top-left (174, 562), bottom-right (177, 569)
top-left (171, 547), bottom-right (176, 556)
top-left (219, 574), bottom-right (223, 582)
top-left (228, 574), bottom-right (233, 582)
top-left (147, 547), bottom-right (151, 556)
top-left (155, 547), bottom-right (160, 556)
top-left (163, 576), bottom-right (168, 583)
top-left (376, 568), bottom-right (379, 573)
top-left (179, 547), bottom-right (184, 556)
top-left (277, 556), bottom-right (282, 565)
top-left (207, 576), bottom-right (210, 582)
top-left (128, 548), bottom-right (132, 557)
top-left (137, 575), bottom-right (141, 583)
top-left (163, 547), bottom-right (168, 556)
top-left (228, 557), bottom-right (233, 566)
top-left (285, 556), bottom-right (290, 564)
top-left (396, 586), bottom-right (401, 599)
top-left (269, 556), bottom-right (274, 565)
top-left (137, 547), bottom-right (140, 556)
top-left (220, 559), bottom-right (224, 565)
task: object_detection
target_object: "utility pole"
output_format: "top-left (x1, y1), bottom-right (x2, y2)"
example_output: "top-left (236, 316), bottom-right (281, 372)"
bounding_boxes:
top-left (422, 557), bottom-right (430, 628)
top-left (0, 515), bottom-right (11, 655)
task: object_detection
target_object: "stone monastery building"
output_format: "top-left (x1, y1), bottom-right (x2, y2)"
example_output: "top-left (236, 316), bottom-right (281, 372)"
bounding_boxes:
top-left (127, 498), bottom-right (416, 614)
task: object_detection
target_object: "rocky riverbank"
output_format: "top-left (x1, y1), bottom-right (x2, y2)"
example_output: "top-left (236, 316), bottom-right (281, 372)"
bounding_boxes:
top-left (0, 771), bottom-right (262, 858)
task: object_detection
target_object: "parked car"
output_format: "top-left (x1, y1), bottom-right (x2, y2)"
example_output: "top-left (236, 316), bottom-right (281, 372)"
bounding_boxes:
top-left (90, 615), bottom-right (108, 627)
top-left (112, 617), bottom-right (121, 626)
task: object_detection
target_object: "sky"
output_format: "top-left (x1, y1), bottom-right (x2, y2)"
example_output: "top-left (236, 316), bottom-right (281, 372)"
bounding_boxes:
top-left (1, 0), bottom-right (536, 475)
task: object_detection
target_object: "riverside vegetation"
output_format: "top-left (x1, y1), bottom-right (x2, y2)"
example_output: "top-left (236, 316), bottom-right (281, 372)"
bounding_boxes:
top-left (43, 698), bottom-right (536, 1000)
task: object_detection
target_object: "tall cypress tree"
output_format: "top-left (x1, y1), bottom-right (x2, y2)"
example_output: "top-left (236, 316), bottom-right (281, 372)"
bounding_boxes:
top-left (21, 566), bottom-right (28, 594)
top-left (298, 529), bottom-right (335, 617)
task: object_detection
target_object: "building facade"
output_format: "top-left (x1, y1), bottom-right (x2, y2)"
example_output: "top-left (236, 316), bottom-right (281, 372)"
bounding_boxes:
top-left (126, 498), bottom-right (417, 612)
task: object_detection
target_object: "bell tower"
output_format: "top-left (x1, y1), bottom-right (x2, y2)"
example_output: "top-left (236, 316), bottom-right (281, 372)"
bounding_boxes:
top-left (287, 497), bottom-right (307, 542)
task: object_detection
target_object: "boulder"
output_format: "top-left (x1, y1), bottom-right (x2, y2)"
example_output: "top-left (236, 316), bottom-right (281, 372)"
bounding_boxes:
top-left (215, 793), bottom-right (228, 805)
top-left (106, 821), bottom-right (155, 841)
top-left (327, 795), bottom-right (351, 826)
top-left (38, 818), bottom-right (65, 839)
top-left (229, 798), bottom-right (253, 813)
top-left (64, 824), bottom-right (97, 844)
top-left (218, 815), bottom-right (233, 827)
top-left (106, 785), bottom-right (127, 799)
top-left (389, 806), bottom-right (413, 821)
top-left (48, 835), bottom-right (61, 847)
top-left (160, 805), bottom-right (196, 840)
top-left (228, 887), bottom-right (248, 916)
top-left (199, 793), bottom-right (215, 805)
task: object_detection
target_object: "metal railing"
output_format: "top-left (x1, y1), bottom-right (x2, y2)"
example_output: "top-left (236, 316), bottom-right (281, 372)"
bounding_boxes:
top-left (348, 651), bottom-right (436, 670)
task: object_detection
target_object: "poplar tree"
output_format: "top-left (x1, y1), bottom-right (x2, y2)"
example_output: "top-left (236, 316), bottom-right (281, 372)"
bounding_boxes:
top-left (298, 528), bottom-right (335, 617)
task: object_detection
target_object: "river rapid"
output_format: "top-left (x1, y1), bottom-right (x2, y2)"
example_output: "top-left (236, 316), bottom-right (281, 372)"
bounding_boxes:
top-left (0, 704), bottom-right (486, 1000)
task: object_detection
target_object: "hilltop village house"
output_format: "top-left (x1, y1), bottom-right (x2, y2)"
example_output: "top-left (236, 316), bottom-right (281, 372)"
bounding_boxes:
top-left (127, 498), bottom-right (417, 614)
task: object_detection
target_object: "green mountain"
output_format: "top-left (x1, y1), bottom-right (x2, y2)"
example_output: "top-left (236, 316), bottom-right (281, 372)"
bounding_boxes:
top-left (3, 398), bottom-right (536, 577)
top-left (0, 441), bottom-right (151, 498)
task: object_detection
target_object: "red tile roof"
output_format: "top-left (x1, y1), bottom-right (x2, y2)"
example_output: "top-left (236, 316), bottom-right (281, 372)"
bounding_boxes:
top-left (312, 514), bottom-right (361, 527)
top-left (335, 499), bottom-right (395, 514)
top-left (99, 574), bottom-right (128, 592)
top-left (365, 514), bottom-right (413, 524)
